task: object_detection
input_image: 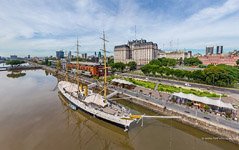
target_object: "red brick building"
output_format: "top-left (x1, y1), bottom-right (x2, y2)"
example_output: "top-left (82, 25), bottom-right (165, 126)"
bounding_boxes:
top-left (67, 62), bottom-right (108, 77)
top-left (198, 55), bottom-right (239, 66)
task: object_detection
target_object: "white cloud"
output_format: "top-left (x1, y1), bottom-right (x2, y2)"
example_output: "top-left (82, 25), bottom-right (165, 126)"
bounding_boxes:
top-left (143, 0), bottom-right (239, 49)
top-left (186, 0), bottom-right (239, 23)
top-left (0, 0), bottom-right (239, 57)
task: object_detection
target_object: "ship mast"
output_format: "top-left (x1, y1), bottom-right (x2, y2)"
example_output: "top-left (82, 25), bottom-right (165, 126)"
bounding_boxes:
top-left (100, 31), bottom-right (108, 101)
top-left (76, 38), bottom-right (80, 93)
top-left (65, 50), bottom-right (68, 81)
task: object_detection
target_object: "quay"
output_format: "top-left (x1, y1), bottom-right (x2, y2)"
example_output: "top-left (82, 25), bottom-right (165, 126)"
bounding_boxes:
top-left (32, 62), bottom-right (239, 144)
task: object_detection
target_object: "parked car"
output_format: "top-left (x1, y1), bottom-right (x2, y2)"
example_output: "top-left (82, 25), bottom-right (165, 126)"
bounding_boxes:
top-left (185, 83), bottom-right (191, 87)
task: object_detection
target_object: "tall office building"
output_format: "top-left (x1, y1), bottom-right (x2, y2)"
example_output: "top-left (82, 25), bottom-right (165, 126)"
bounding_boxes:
top-left (206, 46), bottom-right (214, 55)
top-left (68, 51), bottom-right (72, 62)
top-left (216, 46), bottom-right (223, 54)
top-left (56, 51), bottom-right (64, 59)
top-left (10, 55), bottom-right (18, 60)
top-left (82, 53), bottom-right (87, 59)
top-left (114, 39), bottom-right (158, 65)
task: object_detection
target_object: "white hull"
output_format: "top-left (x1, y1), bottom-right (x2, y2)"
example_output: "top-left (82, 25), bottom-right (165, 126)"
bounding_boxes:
top-left (58, 81), bottom-right (136, 129)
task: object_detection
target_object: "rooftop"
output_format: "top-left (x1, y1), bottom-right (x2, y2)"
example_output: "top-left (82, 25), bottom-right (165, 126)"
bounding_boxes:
top-left (71, 61), bottom-right (102, 66)
top-left (173, 92), bottom-right (235, 110)
top-left (114, 44), bottom-right (129, 49)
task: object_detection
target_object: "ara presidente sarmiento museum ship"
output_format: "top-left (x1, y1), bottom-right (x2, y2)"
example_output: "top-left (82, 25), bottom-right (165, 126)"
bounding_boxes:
top-left (58, 32), bottom-right (138, 130)
top-left (58, 32), bottom-right (180, 130)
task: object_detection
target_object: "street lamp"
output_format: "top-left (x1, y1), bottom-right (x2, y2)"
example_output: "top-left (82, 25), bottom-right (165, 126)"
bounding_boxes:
top-left (216, 94), bottom-right (222, 123)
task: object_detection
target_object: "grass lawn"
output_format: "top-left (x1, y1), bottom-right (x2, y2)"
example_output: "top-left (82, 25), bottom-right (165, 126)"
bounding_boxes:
top-left (124, 77), bottom-right (223, 98)
top-left (125, 78), bottom-right (156, 89)
top-left (157, 84), bottom-right (224, 98)
top-left (125, 78), bottom-right (226, 97)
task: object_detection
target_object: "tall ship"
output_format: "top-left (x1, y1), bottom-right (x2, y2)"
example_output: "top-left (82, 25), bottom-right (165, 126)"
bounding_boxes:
top-left (58, 32), bottom-right (138, 130)
top-left (58, 32), bottom-right (180, 130)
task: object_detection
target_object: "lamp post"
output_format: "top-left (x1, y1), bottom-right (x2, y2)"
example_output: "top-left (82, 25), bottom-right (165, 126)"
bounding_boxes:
top-left (216, 94), bottom-right (222, 123)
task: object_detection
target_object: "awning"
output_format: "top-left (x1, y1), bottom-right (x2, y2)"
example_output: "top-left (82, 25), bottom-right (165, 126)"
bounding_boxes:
top-left (84, 94), bottom-right (107, 107)
top-left (112, 79), bottom-right (134, 85)
top-left (172, 92), bottom-right (235, 110)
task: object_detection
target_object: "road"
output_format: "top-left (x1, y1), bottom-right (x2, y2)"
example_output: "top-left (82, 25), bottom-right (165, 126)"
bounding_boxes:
top-left (120, 73), bottom-right (239, 96)
top-left (111, 86), bottom-right (239, 131)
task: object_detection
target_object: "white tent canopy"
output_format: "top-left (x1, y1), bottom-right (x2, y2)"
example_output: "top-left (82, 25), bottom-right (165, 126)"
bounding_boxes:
top-left (84, 94), bottom-right (107, 107)
top-left (172, 92), bottom-right (235, 110)
top-left (112, 79), bottom-right (134, 85)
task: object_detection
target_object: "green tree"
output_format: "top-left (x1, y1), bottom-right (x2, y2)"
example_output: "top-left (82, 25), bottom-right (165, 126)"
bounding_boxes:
top-left (45, 58), bottom-right (49, 66)
top-left (149, 58), bottom-right (177, 67)
top-left (141, 64), bottom-right (151, 75)
top-left (236, 59), bottom-right (239, 66)
top-left (141, 60), bottom-right (239, 87)
top-left (108, 57), bottom-right (114, 66)
top-left (56, 60), bottom-right (62, 70)
top-left (7, 71), bottom-right (26, 78)
top-left (150, 65), bottom-right (158, 76)
top-left (184, 71), bottom-right (192, 80)
top-left (164, 67), bottom-right (172, 76)
top-left (156, 67), bottom-right (164, 77)
top-left (173, 69), bottom-right (185, 78)
top-left (127, 61), bottom-right (137, 71)
top-left (112, 62), bottom-right (126, 72)
top-left (6, 60), bottom-right (25, 67)
top-left (167, 58), bottom-right (177, 67)
top-left (184, 57), bottom-right (202, 66)
top-left (178, 57), bottom-right (183, 66)
top-left (191, 70), bottom-right (205, 82)
top-left (203, 65), bottom-right (238, 86)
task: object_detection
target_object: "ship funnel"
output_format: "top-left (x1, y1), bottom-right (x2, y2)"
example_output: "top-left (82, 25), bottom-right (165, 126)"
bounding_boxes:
top-left (80, 84), bottom-right (83, 92)
top-left (84, 86), bottom-right (88, 96)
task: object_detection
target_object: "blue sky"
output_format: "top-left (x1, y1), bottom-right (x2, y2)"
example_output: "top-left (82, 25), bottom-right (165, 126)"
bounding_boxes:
top-left (0, 0), bottom-right (239, 57)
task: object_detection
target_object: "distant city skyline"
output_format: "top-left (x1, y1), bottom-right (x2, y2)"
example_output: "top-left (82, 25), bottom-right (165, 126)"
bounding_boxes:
top-left (0, 0), bottom-right (239, 57)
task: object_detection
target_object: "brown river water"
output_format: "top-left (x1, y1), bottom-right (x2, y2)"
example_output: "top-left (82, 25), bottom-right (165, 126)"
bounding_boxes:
top-left (0, 70), bottom-right (238, 150)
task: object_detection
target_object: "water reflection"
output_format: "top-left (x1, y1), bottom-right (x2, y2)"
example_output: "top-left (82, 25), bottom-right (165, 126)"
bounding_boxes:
top-left (6, 71), bottom-right (26, 78)
top-left (0, 70), bottom-right (238, 150)
top-left (58, 92), bottom-right (132, 149)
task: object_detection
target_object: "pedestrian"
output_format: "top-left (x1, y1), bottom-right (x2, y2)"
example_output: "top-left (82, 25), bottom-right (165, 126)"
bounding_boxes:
top-left (163, 106), bottom-right (167, 111)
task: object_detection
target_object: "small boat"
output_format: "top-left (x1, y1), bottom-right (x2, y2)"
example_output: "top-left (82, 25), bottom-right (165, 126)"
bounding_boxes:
top-left (68, 103), bottom-right (77, 110)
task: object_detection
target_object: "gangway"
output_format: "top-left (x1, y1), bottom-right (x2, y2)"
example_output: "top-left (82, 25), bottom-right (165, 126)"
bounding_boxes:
top-left (106, 91), bottom-right (118, 99)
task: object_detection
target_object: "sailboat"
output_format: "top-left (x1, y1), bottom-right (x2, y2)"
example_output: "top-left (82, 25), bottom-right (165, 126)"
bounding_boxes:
top-left (58, 32), bottom-right (139, 130)
top-left (58, 32), bottom-right (181, 131)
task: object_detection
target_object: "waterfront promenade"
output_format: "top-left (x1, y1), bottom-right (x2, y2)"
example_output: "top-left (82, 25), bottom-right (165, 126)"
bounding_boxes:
top-left (111, 86), bottom-right (239, 131)
top-left (42, 64), bottom-right (239, 126)
top-left (34, 63), bottom-right (239, 144)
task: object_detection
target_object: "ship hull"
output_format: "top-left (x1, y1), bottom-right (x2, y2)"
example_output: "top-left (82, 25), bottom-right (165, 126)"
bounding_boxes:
top-left (58, 81), bottom-right (135, 129)
top-left (59, 92), bottom-right (129, 129)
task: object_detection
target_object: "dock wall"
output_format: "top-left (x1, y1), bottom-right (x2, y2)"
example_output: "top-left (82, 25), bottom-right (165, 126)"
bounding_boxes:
top-left (36, 62), bottom-right (239, 144)
top-left (120, 93), bottom-right (239, 144)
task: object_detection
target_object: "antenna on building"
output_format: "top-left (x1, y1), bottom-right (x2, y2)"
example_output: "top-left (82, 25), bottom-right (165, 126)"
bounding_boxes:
top-left (177, 38), bottom-right (179, 50)
top-left (169, 40), bottom-right (172, 51)
top-left (135, 25), bottom-right (137, 40)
